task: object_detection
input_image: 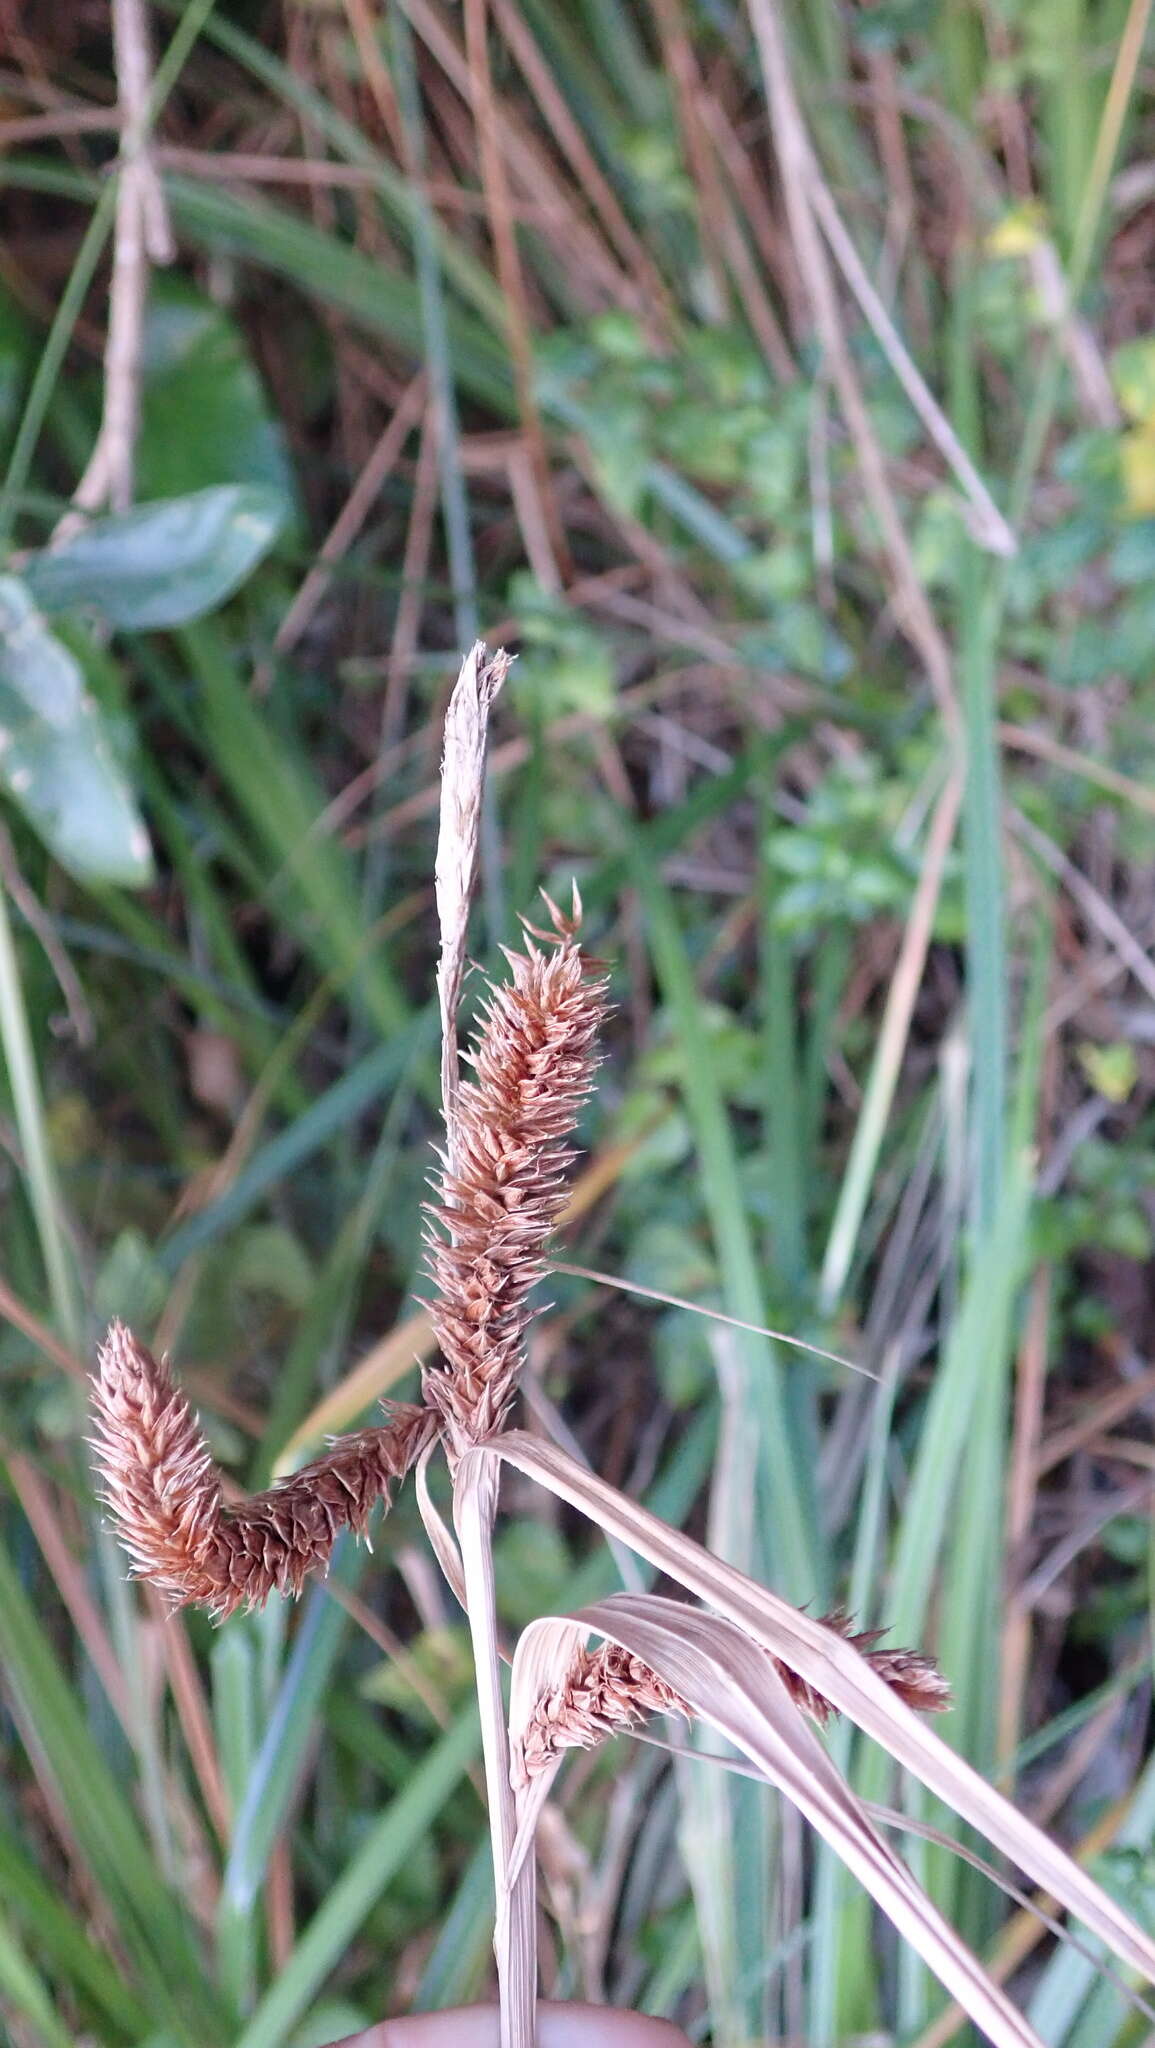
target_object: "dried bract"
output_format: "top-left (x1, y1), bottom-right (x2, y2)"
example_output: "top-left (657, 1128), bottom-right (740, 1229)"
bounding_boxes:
top-left (435, 641), bottom-right (511, 1134)
top-left (92, 1320), bottom-right (435, 1618)
top-left (425, 898), bottom-right (608, 1447)
top-left (513, 1610), bottom-right (950, 1783)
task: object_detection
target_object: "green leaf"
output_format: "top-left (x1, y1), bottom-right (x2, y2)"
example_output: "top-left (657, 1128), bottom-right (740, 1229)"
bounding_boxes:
top-left (135, 281), bottom-right (297, 507)
top-left (0, 575), bottom-right (153, 885)
top-left (233, 1710), bottom-right (480, 2048)
top-left (0, 1821), bottom-right (147, 2038)
top-left (0, 280), bottom-right (33, 467)
top-left (23, 485), bottom-right (285, 628)
top-left (164, 175), bottom-right (512, 413)
top-left (1077, 1039), bottom-right (1139, 1103)
top-left (0, 1527), bottom-right (230, 2045)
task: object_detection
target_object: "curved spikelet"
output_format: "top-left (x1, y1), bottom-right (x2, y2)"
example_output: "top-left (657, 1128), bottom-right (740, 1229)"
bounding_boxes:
top-left (778, 1609), bottom-right (952, 1729)
top-left (92, 1321), bottom-right (435, 1618)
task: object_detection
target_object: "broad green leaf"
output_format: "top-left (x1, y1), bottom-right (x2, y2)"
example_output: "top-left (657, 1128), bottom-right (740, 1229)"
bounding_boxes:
top-left (0, 575), bottom-right (153, 884)
top-left (23, 484), bottom-right (285, 628)
top-left (135, 280), bottom-right (296, 507)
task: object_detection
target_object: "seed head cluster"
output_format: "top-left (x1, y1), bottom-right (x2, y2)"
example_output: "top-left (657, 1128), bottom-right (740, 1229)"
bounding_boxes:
top-left (424, 905), bottom-right (608, 1447)
top-left (92, 1321), bottom-right (434, 1619)
top-left (86, 653), bottom-right (948, 1795)
top-left (91, 902), bottom-right (604, 1613)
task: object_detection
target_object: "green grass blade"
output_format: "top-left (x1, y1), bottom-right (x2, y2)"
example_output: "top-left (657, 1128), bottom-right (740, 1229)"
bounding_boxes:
top-left (178, 618), bottom-right (413, 1040)
top-left (212, 1622), bottom-right (261, 2016)
top-left (0, 883), bottom-right (82, 1342)
top-left (626, 842), bottom-right (822, 1606)
top-left (164, 176), bottom-right (513, 415)
top-left (819, 763), bottom-right (961, 1311)
top-left (176, 3), bottom-right (509, 334)
top-left (808, 1347), bottom-right (904, 2044)
top-left (234, 1709), bottom-right (480, 2048)
top-left (412, 1836), bottom-right (496, 2010)
top-left (1026, 1746), bottom-right (1155, 2042)
top-left (0, 184), bottom-right (115, 550)
top-left (888, 1158), bottom-right (1032, 1647)
top-left (254, 1060), bottom-right (425, 1477)
top-left (0, 1523), bottom-right (229, 2043)
top-left (759, 857), bottom-right (807, 1295)
top-left (0, 1822), bottom-right (147, 2038)
top-left (157, 1008), bottom-right (436, 1274)
top-left (0, 1911), bottom-right (78, 2048)
top-left (957, 545), bottom-right (1007, 1235)
top-left (218, 1545), bottom-right (360, 1925)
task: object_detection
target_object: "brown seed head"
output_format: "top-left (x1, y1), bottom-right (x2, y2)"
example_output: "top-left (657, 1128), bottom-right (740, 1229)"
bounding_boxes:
top-left (92, 1321), bottom-right (435, 1618)
top-left (776, 1609), bottom-right (952, 1728)
top-left (513, 1640), bottom-right (688, 1787)
top-left (424, 900), bottom-right (608, 1447)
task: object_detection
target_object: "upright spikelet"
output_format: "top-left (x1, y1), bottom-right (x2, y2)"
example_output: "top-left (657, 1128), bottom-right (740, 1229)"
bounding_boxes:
top-left (424, 897), bottom-right (608, 1447)
top-left (92, 1321), bottom-right (435, 1618)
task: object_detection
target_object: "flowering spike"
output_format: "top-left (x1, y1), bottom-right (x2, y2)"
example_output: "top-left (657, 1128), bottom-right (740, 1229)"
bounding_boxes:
top-left (513, 1641), bottom-right (687, 1787)
top-left (92, 1321), bottom-right (434, 1618)
top-left (425, 904), bottom-right (608, 1447)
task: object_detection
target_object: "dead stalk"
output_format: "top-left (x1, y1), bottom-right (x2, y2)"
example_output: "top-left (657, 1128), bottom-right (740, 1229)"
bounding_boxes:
top-left (54, 0), bottom-right (173, 540)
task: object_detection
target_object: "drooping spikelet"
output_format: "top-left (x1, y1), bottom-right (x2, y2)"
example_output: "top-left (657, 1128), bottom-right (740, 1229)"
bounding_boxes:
top-left (424, 897), bottom-right (608, 1447)
top-left (781, 1609), bottom-right (953, 1728)
top-left (513, 1612), bottom-right (950, 1782)
top-left (92, 1321), bottom-right (435, 1618)
top-left (513, 1640), bottom-right (688, 1788)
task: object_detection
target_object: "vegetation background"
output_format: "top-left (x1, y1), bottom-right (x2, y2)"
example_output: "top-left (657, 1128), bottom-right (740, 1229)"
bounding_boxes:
top-left (1, 0), bottom-right (1155, 2042)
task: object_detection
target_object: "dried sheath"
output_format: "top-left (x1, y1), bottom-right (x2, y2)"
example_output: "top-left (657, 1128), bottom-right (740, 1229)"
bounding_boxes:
top-left (513, 1613), bottom-right (951, 1784)
top-left (435, 641), bottom-right (511, 1143)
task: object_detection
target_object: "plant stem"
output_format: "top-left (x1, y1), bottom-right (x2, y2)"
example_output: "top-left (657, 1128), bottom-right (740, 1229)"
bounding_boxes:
top-left (0, 881), bottom-right (82, 1343)
top-left (455, 1451), bottom-right (536, 2048)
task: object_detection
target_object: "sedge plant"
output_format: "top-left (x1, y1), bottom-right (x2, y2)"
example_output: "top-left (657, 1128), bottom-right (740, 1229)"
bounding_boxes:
top-left (92, 646), bottom-right (1155, 2048)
